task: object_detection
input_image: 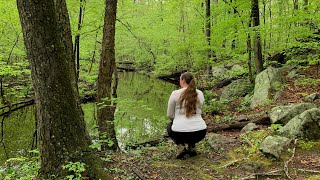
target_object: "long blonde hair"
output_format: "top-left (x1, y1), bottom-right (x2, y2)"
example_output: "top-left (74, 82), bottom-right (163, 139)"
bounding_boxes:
top-left (179, 72), bottom-right (198, 117)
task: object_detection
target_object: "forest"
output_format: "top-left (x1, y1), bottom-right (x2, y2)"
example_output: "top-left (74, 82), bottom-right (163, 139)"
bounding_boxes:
top-left (0, 0), bottom-right (320, 179)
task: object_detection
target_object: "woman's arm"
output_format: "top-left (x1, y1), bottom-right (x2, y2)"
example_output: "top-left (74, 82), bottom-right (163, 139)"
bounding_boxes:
top-left (167, 91), bottom-right (176, 120)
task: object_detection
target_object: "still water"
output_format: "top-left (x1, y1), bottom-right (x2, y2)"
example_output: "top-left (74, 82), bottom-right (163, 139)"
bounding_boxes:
top-left (0, 72), bottom-right (176, 164)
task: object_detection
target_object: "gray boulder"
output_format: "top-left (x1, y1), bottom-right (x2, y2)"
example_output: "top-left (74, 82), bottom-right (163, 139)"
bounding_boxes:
top-left (241, 123), bottom-right (259, 132)
top-left (260, 135), bottom-right (291, 159)
top-left (220, 79), bottom-right (253, 101)
top-left (304, 93), bottom-right (320, 103)
top-left (206, 133), bottom-right (237, 150)
top-left (269, 103), bottom-right (317, 124)
top-left (251, 67), bottom-right (283, 108)
top-left (211, 66), bottom-right (227, 78)
top-left (278, 108), bottom-right (320, 140)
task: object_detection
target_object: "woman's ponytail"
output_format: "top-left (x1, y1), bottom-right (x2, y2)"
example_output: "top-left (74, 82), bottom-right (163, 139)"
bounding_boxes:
top-left (179, 72), bottom-right (198, 117)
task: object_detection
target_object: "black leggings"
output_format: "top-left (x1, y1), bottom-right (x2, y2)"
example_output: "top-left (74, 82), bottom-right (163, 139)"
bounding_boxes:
top-left (167, 122), bottom-right (207, 145)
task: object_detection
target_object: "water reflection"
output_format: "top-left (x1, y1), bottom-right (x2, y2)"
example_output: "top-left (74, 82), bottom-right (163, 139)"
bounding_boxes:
top-left (0, 106), bottom-right (36, 164)
top-left (81, 72), bottom-right (176, 148)
top-left (0, 72), bottom-right (176, 164)
top-left (114, 72), bottom-right (176, 148)
top-left (83, 72), bottom-right (176, 148)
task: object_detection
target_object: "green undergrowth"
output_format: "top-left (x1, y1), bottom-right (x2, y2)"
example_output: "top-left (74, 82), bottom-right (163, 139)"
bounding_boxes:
top-left (0, 150), bottom-right (39, 180)
top-left (298, 140), bottom-right (320, 151)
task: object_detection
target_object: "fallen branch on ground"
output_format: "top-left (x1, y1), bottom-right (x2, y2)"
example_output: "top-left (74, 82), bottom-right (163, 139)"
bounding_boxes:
top-left (283, 139), bottom-right (298, 180)
top-left (208, 114), bottom-right (271, 132)
top-left (219, 158), bottom-right (248, 168)
top-left (240, 169), bottom-right (283, 180)
top-left (295, 168), bottom-right (320, 173)
top-left (132, 167), bottom-right (146, 180)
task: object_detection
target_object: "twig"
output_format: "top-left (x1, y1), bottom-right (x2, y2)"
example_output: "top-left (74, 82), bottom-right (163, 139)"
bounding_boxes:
top-left (219, 158), bottom-right (248, 168)
top-left (241, 169), bottom-right (283, 179)
top-left (241, 134), bottom-right (254, 147)
top-left (296, 168), bottom-right (320, 173)
top-left (132, 168), bottom-right (146, 180)
top-left (283, 139), bottom-right (298, 180)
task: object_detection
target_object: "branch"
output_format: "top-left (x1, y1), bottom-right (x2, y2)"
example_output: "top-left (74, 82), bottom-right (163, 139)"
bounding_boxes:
top-left (116, 19), bottom-right (156, 63)
top-left (132, 167), bottom-right (146, 180)
top-left (7, 33), bottom-right (21, 62)
top-left (296, 168), bottom-right (320, 173)
top-left (283, 139), bottom-right (298, 180)
top-left (219, 158), bottom-right (248, 168)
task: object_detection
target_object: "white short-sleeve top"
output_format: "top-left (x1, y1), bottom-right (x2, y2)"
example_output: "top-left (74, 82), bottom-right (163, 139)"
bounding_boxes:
top-left (167, 87), bottom-right (207, 132)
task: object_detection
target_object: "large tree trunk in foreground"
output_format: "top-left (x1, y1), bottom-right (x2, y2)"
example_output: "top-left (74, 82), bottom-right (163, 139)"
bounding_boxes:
top-left (17, 0), bottom-right (106, 178)
top-left (97, 0), bottom-right (118, 150)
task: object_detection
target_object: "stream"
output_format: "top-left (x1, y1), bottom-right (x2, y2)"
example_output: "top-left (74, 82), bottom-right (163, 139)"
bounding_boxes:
top-left (0, 72), bottom-right (176, 164)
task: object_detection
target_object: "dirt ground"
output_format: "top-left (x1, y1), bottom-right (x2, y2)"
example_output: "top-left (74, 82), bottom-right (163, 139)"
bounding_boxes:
top-left (106, 65), bottom-right (320, 180)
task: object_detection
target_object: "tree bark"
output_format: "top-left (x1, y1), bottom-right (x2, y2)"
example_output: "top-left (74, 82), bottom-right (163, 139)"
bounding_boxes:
top-left (17, 0), bottom-right (106, 178)
top-left (205, 0), bottom-right (212, 74)
top-left (55, 0), bottom-right (78, 94)
top-left (247, 18), bottom-right (253, 83)
top-left (97, 0), bottom-right (118, 150)
top-left (251, 0), bottom-right (264, 73)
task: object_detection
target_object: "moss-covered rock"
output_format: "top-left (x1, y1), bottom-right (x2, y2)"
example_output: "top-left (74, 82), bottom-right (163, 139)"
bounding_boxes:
top-left (250, 67), bottom-right (283, 108)
top-left (260, 135), bottom-right (291, 159)
top-left (269, 103), bottom-right (317, 124)
top-left (278, 108), bottom-right (320, 140)
top-left (220, 79), bottom-right (253, 102)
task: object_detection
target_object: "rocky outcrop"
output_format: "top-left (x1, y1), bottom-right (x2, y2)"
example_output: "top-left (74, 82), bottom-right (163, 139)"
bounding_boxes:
top-left (206, 133), bottom-right (237, 151)
top-left (277, 108), bottom-right (320, 140)
top-left (304, 93), bottom-right (320, 105)
top-left (260, 135), bottom-right (291, 159)
top-left (269, 103), bottom-right (317, 124)
top-left (241, 123), bottom-right (259, 132)
top-left (250, 67), bottom-right (283, 108)
top-left (220, 79), bottom-right (253, 102)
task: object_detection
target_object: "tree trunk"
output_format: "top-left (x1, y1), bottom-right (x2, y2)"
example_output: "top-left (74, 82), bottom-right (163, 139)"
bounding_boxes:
top-left (97, 0), bottom-right (118, 151)
top-left (251, 0), bottom-right (264, 73)
top-left (55, 0), bottom-right (78, 94)
top-left (205, 0), bottom-right (212, 74)
top-left (17, 0), bottom-right (106, 179)
top-left (231, 0), bottom-right (237, 50)
top-left (74, 0), bottom-right (86, 82)
top-left (89, 31), bottom-right (99, 73)
top-left (247, 16), bottom-right (253, 83)
top-left (268, 0), bottom-right (272, 49)
top-left (262, 0), bottom-right (266, 55)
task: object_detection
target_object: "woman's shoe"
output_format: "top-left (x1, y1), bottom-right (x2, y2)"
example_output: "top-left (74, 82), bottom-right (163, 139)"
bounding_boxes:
top-left (187, 144), bottom-right (197, 157)
top-left (176, 144), bottom-right (188, 159)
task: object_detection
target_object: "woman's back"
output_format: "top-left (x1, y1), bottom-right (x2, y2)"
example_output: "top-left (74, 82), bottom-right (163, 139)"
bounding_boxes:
top-left (167, 88), bottom-right (207, 132)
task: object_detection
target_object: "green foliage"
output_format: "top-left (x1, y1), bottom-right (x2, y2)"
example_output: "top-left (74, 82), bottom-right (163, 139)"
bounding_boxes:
top-left (0, 149), bottom-right (40, 180)
top-left (294, 77), bottom-right (319, 86)
top-left (89, 138), bottom-right (115, 150)
top-left (268, 124), bottom-right (283, 131)
top-left (62, 162), bottom-right (86, 180)
top-left (239, 130), bottom-right (271, 156)
top-left (203, 90), bottom-right (225, 113)
top-left (298, 140), bottom-right (320, 150)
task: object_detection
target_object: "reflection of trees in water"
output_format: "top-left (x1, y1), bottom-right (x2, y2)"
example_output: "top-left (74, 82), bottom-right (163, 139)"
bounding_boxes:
top-left (1, 116), bottom-right (8, 159)
top-left (115, 73), bottom-right (175, 147)
top-left (0, 105), bottom-right (36, 163)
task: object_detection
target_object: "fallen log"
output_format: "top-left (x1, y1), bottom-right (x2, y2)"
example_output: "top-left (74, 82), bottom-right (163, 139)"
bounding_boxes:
top-left (0, 94), bottom-right (98, 116)
top-left (157, 70), bottom-right (187, 85)
top-left (199, 74), bottom-right (247, 91)
top-left (208, 114), bottom-right (271, 133)
top-left (0, 99), bottom-right (35, 117)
